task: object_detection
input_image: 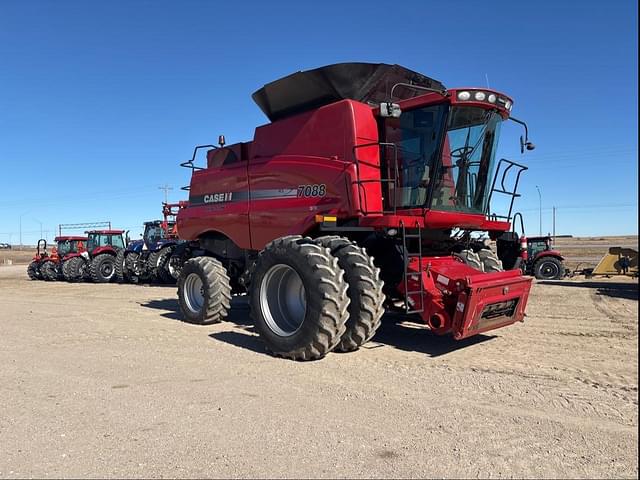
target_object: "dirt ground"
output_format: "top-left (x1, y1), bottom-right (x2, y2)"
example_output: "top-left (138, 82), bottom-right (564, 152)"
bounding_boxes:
top-left (0, 264), bottom-right (637, 478)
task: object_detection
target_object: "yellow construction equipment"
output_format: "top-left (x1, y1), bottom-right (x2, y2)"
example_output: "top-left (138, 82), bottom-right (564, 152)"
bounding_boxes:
top-left (590, 247), bottom-right (638, 277)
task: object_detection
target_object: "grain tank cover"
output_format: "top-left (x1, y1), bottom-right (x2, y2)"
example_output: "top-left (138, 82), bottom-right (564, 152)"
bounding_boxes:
top-left (252, 62), bottom-right (446, 122)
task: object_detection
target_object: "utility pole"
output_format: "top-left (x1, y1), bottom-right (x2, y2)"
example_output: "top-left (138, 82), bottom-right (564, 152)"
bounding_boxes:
top-left (33, 217), bottom-right (43, 239)
top-left (19, 211), bottom-right (28, 248)
top-left (159, 184), bottom-right (173, 204)
top-left (535, 186), bottom-right (542, 236)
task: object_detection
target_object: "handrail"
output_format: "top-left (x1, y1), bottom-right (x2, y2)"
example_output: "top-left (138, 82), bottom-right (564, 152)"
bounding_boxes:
top-left (352, 142), bottom-right (399, 215)
top-left (486, 158), bottom-right (528, 222)
top-left (180, 144), bottom-right (217, 171)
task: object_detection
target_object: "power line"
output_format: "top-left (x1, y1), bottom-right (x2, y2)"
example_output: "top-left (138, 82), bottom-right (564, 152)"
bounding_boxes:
top-left (158, 184), bottom-right (173, 204)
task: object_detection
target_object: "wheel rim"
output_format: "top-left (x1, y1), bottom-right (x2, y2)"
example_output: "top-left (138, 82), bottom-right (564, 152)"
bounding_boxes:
top-left (540, 261), bottom-right (559, 279)
top-left (183, 273), bottom-right (205, 314)
top-left (260, 264), bottom-right (307, 337)
top-left (168, 257), bottom-right (181, 279)
top-left (101, 261), bottom-right (114, 278)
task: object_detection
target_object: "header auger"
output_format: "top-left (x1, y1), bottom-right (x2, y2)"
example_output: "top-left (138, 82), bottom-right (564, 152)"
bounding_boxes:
top-left (172, 62), bottom-right (536, 360)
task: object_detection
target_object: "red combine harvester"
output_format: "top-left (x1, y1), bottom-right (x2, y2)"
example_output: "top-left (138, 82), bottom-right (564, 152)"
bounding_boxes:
top-left (62, 229), bottom-right (125, 283)
top-left (38, 236), bottom-right (88, 281)
top-left (174, 63), bottom-right (536, 360)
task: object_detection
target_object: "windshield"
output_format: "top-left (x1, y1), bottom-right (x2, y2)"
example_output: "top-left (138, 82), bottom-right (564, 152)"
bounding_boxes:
top-left (57, 240), bottom-right (72, 256)
top-left (87, 233), bottom-right (123, 251)
top-left (430, 106), bottom-right (502, 215)
top-left (383, 104), bottom-right (448, 209)
top-left (144, 224), bottom-right (166, 245)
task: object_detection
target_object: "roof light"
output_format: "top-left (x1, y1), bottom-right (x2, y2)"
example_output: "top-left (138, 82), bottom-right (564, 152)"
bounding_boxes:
top-left (474, 91), bottom-right (486, 101)
top-left (487, 94), bottom-right (497, 103)
top-left (457, 91), bottom-right (471, 101)
top-left (505, 101), bottom-right (512, 110)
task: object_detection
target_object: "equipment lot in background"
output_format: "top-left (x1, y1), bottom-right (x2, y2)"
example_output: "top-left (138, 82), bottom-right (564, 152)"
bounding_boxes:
top-left (0, 265), bottom-right (637, 478)
top-left (4, 235), bottom-right (638, 271)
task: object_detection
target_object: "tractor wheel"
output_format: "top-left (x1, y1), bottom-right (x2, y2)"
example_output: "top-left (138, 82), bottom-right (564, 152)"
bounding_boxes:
top-left (454, 249), bottom-right (483, 271)
top-left (114, 249), bottom-right (128, 283)
top-left (313, 236), bottom-right (385, 352)
top-left (90, 254), bottom-right (116, 283)
top-left (40, 260), bottom-right (58, 281)
top-left (168, 244), bottom-right (189, 281)
top-left (147, 250), bottom-right (163, 282)
top-left (156, 246), bottom-right (176, 284)
top-left (125, 252), bottom-right (143, 283)
top-left (534, 256), bottom-right (564, 280)
top-left (478, 249), bottom-right (503, 273)
top-left (249, 236), bottom-right (350, 361)
top-left (27, 261), bottom-right (40, 280)
top-left (178, 256), bottom-right (232, 324)
top-left (64, 257), bottom-right (86, 282)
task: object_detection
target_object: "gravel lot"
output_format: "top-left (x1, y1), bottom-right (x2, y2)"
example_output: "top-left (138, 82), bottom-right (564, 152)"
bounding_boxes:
top-left (0, 265), bottom-right (637, 478)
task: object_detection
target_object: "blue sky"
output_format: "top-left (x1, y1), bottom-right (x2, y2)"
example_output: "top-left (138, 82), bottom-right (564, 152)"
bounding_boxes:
top-left (0, 0), bottom-right (637, 245)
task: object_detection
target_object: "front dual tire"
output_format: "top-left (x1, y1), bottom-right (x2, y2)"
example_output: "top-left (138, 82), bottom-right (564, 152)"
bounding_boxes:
top-left (249, 236), bottom-right (350, 361)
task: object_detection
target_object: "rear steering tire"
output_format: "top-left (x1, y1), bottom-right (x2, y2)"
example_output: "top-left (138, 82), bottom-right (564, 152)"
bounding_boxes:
top-left (478, 249), bottom-right (503, 273)
top-left (313, 236), bottom-right (385, 352)
top-left (249, 236), bottom-right (350, 361)
top-left (455, 250), bottom-right (483, 271)
top-left (178, 256), bottom-right (232, 324)
top-left (156, 246), bottom-right (176, 284)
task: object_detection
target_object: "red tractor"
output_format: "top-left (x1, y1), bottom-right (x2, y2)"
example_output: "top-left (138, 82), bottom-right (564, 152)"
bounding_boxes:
top-left (62, 229), bottom-right (126, 283)
top-left (496, 213), bottom-right (566, 280)
top-left (27, 239), bottom-right (51, 280)
top-left (173, 63), bottom-right (536, 360)
top-left (37, 236), bottom-right (88, 281)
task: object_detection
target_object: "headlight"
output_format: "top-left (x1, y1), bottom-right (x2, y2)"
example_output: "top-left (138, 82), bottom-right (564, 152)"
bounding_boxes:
top-left (474, 91), bottom-right (486, 101)
top-left (457, 91), bottom-right (471, 101)
top-left (487, 94), bottom-right (497, 103)
top-left (505, 100), bottom-right (512, 110)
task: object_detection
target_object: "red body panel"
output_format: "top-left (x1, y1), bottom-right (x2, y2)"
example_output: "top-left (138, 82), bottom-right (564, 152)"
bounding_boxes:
top-left (178, 100), bottom-right (382, 250)
top-left (533, 250), bottom-right (564, 261)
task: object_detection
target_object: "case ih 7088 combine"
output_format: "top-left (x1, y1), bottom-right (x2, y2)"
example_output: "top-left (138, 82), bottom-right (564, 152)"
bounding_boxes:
top-left (173, 63), bottom-right (536, 360)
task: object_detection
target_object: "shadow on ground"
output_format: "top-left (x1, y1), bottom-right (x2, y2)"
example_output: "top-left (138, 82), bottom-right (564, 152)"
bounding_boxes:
top-left (140, 296), bottom-right (253, 324)
top-left (365, 314), bottom-right (495, 357)
top-left (140, 297), bottom-right (494, 358)
top-left (539, 280), bottom-right (639, 300)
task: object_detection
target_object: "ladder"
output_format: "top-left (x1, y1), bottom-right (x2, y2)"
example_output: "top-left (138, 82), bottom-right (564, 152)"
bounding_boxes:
top-left (400, 221), bottom-right (425, 314)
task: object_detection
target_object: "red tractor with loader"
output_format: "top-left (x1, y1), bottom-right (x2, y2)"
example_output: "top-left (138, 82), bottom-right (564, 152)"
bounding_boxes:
top-left (27, 239), bottom-right (51, 280)
top-left (37, 236), bottom-right (88, 281)
top-left (173, 63), bottom-right (536, 360)
top-left (62, 229), bottom-right (126, 283)
top-left (496, 213), bottom-right (566, 280)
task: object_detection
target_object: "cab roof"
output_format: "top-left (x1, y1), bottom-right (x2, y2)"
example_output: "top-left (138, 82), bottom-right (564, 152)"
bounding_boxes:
top-left (55, 236), bottom-right (87, 241)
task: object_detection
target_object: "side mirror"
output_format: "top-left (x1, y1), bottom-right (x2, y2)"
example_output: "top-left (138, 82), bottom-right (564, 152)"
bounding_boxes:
top-left (380, 102), bottom-right (401, 118)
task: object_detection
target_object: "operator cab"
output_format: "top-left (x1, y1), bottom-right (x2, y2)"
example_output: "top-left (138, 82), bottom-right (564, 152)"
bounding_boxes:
top-left (55, 236), bottom-right (87, 257)
top-left (86, 231), bottom-right (125, 252)
top-left (378, 87), bottom-right (531, 231)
